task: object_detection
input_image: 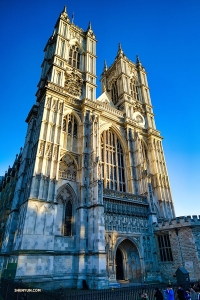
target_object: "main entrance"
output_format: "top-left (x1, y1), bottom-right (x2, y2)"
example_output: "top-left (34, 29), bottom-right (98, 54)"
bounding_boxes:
top-left (115, 239), bottom-right (141, 282)
top-left (116, 248), bottom-right (124, 280)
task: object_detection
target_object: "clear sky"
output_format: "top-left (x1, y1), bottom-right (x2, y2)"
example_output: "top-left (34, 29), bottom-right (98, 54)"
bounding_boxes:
top-left (0, 0), bottom-right (199, 217)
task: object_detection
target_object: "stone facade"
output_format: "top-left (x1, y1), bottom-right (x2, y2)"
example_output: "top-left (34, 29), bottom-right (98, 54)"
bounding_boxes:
top-left (0, 6), bottom-right (199, 290)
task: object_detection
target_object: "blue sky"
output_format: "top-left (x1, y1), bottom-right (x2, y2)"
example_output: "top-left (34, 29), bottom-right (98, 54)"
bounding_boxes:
top-left (0, 0), bottom-right (199, 216)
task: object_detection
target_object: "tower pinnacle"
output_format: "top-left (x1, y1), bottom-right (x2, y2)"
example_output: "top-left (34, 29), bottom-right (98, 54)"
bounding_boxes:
top-left (103, 60), bottom-right (108, 72)
top-left (116, 43), bottom-right (124, 58)
top-left (88, 21), bottom-right (92, 30)
top-left (63, 5), bottom-right (67, 13)
top-left (136, 54), bottom-right (142, 65)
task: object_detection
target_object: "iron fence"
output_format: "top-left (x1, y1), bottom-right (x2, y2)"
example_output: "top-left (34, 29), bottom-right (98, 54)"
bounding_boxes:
top-left (0, 279), bottom-right (193, 300)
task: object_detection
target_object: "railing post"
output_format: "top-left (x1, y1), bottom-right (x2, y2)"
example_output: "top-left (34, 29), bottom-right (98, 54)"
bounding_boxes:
top-left (16, 277), bottom-right (22, 300)
top-left (5, 274), bottom-right (11, 300)
top-left (59, 284), bottom-right (64, 300)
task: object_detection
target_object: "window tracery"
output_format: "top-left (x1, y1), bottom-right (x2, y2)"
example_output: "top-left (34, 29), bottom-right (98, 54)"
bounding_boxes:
top-left (101, 130), bottom-right (126, 192)
top-left (141, 141), bottom-right (149, 172)
top-left (68, 45), bottom-right (80, 69)
top-left (62, 114), bottom-right (78, 152)
top-left (111, 81), bottom-right (118, 104)
top-left (130, 78), bottom-right (139, 101)
top-left (63, 200), bottom-right (72, 236)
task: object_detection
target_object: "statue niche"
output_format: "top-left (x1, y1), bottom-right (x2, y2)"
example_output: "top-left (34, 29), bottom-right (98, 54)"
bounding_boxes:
top-left (59, 154), bottom-right (77, 181)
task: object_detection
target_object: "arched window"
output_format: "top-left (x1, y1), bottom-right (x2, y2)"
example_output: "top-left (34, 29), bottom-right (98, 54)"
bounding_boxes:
top-left (101, 130), bottom-right (126, 192)
top-left (141, 141), bottom-right (149, 173)
top-left (111, 81), bottom-right (118, 104)
top-left (63, 200), bottom-right (72, 236)
top-left (62, 114), bottom-right (78, 152)
top-left (68, 45), bottom-right (80, 69)
top-left (130, 79), bottom-right (139, 101)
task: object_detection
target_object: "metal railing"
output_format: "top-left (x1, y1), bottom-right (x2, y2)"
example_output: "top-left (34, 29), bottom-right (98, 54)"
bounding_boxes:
top-left (0, 278), bottom-right (193, 300)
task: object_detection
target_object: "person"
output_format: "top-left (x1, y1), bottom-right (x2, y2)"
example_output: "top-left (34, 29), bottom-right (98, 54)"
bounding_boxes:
top-left (195, 282), bottom-right (200, 293)
top-left (190, 284), bottom-right (197, 300)
top-left (154, 287), bottom-right (164, 300)
top-left (184, 290), bottom-right (191, 300)
top-left (140, 292), bottom-right (149, 300)
top-left (164, 285), bottom-right (175, 300)
top-left (197, 291), bottom-right (200, 300)
top-left (177, 285), bottom-right (186, 300)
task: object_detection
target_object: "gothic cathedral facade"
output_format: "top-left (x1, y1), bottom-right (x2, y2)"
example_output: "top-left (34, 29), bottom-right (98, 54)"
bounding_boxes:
top-left (0, 7), bottom-right (199, 290)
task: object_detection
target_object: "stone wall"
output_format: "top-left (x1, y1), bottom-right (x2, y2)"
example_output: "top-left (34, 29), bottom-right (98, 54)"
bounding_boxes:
top-left (154, 216), bottom-right (200, 282)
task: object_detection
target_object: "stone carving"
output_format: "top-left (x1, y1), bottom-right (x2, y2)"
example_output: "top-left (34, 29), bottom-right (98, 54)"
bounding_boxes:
top-left (103, 188), bottom-right (147, 204)
top-left (64, 68), bottom-right (83, 97)
top-left (53, 145), bottom-right (58, 159)
top-left (58, 102), bottom-right (63, 113)
top-left (105, 213), bottom-right (148, 233)
top-left (59, 154), bottom-right (77, 181)
top-left (45, 143), bottom-right (52, 158)
top-left (46, 97), bottom-right (51, 108)
top-left (136, 115), bottom-right (143, 123)
top-left (52, 100), bottom-right (57, 111)
top-left (38, 141), bottom-right (44, 156)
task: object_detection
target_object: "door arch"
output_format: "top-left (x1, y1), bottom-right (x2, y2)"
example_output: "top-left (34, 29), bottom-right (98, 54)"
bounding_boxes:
top-left (115, 239), bottom-right (142, 282)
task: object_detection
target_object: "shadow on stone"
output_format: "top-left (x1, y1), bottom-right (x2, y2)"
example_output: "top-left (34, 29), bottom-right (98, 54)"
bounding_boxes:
top-left (82, 279), bottom-right (89, 290)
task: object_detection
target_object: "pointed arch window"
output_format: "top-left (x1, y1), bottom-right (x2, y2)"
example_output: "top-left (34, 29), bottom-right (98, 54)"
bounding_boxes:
top-left (130, 79), bottom-right (139, 101)
top-left (62, 114), bottom-right (78, 152)
top-left (101, 130), bottom-right (126, 192)
top-left (141, 141), bottom-right (149, 173)
top-left (68, 45), bottom-right (80, 69)
top-left (111, 81), bottom-right (118, 105)
top-left (63, 200), bottom-right (72, 236)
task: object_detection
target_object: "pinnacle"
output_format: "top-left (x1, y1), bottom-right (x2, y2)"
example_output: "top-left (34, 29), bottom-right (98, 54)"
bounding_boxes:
top-left (118, 42), bottom-right (122, 51)
top-left (63, 5), bottom-right (67, 13)
top-left (136, 54), bottom-right (141, 65)
top-left (116, 42), bottom-right (124, 57)
top-left (103, 60), bottom-right (107, 71)
top-left (87, 21), bottom-right (92, 31)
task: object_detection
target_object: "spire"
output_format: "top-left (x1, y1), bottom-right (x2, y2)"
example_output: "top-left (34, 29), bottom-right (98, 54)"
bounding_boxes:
top-left (63, 5), bottom-right (67, 13)
top-left (116, 43), bottom-right (124, 58)
top-left (88, 21), bottom-right (92, 30)
top-left (118, 43), bottom-right (122, 51)
top-left (136, 54), bottom-right (142, 66)
top-left (103, 60), bottom-right (107, 72)
top-left (60, 5), bottom-right (69, 21)
top-left (72, 12), bottom-right (74, 24)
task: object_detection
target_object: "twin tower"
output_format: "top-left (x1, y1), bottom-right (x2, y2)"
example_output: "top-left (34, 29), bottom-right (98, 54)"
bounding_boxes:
top-left (0, 7), bottom-right (176, 289)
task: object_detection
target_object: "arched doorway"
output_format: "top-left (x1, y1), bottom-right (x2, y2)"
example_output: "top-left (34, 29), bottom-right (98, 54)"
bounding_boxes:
top-left (116, 248), bottom-right (124, 280)
top-left (115, 239), bottom-right (141, 282)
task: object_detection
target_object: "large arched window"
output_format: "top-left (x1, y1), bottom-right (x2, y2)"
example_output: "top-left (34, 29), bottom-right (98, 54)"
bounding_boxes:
top-left (63, 200), bottom-right (72, 236)
top-left (68, 45), bottom-right (80, 69)
top-left (101, 130), bottom-right (126, 192)
top-left (62, 114), bottom-right (78, 152)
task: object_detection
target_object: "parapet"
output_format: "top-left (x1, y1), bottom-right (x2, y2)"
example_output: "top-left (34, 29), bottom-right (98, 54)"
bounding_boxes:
top-left (153, 215), bottom-right (200, 231)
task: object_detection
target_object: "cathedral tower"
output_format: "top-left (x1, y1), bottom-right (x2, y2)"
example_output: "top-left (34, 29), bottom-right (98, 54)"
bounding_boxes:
top-left (1, 7), bottom-right (108, 289)
top-left (100, 45), bottom-right (175, 219)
